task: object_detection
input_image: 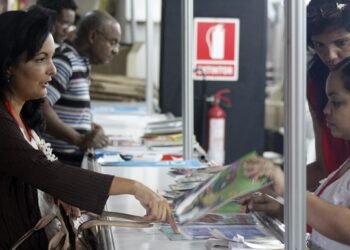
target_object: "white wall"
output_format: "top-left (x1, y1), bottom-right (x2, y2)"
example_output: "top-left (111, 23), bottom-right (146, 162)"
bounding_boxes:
top-left (116, 0), bottom-right (161, 87)
top-left (75, 0), bottom-right (99, 15)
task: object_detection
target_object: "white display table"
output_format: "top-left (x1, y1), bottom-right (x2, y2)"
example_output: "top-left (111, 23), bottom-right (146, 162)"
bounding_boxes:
top-left (100, 165), bottom-right (207, 250)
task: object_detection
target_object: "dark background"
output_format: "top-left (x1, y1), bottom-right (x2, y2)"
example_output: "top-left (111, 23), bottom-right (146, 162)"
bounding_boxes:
top-left (159, 0), bottom-right (267, 163)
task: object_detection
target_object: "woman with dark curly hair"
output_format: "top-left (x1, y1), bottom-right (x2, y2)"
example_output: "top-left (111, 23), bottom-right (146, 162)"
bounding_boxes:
top-left (247, 59), bottom-right (350, 249)
top-left (0, 6), bottom-right (177, 249)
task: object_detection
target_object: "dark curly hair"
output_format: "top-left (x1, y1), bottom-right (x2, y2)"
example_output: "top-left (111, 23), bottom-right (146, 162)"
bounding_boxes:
top-left (307, 0), bottom-right (350, 119)
top-left (0, 6), bottom-right (53, 133)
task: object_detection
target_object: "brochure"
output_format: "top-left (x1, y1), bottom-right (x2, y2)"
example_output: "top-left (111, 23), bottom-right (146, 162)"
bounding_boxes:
top-left (161, 213), bottom-right (257, 241)
top-left (210, 225), bottom-right (284, 249)
top-left (144, 117), bottom-right (183, 136)
top-left (174, 152), bottom-right (273, 224)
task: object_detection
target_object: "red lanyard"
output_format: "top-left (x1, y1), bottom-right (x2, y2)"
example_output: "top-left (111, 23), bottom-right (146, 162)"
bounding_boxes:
top-left (307, 159), bottom-right (349, 233)
top-left (316, 159), bottom-right (350, 197)
top-left (2, 98), bottom-right (32, 141)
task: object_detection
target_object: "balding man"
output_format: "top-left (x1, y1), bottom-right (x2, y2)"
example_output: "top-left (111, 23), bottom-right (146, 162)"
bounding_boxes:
top-left (42, 10), bottom-right (122, 167)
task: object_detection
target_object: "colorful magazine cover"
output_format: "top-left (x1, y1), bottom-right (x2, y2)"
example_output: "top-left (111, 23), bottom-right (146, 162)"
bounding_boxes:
top-left (174, 152), bottom-right (273, 224)
top-left (160, 213), bottom-right (258, 241)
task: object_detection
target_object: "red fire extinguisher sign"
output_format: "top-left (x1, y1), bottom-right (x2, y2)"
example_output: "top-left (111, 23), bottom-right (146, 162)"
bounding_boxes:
top-left (194, 17), bottom-right (240, 81)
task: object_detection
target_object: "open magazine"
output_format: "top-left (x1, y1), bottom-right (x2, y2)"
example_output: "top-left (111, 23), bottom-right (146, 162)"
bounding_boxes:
top-left (174, 152), bottom-right (273, 224)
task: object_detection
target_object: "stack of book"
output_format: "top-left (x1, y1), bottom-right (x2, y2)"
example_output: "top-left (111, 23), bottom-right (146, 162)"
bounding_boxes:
top-left (143, 118), bottom-right (197, 148)
top-left (90, 73), bottom-right (156, 102)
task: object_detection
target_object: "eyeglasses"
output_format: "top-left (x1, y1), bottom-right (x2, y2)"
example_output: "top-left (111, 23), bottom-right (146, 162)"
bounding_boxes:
top-left (96, 30), bottom-right (120, 50)
top-left (307, 0), bottom-right (350, 22)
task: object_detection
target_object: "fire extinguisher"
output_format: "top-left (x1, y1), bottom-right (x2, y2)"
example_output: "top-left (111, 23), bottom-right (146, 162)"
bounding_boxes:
top-left (206, 88), bottom-right (232, 164)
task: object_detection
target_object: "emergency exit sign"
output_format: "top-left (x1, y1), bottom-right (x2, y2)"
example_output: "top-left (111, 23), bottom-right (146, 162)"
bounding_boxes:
top-left (194, 18), bottom-right (240, 81)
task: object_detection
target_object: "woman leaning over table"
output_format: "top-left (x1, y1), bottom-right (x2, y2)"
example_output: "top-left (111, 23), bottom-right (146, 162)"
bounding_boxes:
top-left (0, 6), bottom-right (177, 249)
top-left (245, 0), bottom-right (350, 192)
top-left (246, 59), bottom-right (350, 249)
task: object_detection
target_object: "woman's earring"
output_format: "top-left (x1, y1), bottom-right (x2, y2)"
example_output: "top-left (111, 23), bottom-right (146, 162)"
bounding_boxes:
top-left (6, 75), bottom-right (11, 85)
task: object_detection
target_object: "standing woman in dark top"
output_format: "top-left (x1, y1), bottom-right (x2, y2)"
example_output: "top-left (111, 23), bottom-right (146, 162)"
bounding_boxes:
top-left (0, 7), bottom-right (177, 249)
top-left (306, 0), bottom-right (350, 190)
top-left (245, 0), bottom-right (350, 191)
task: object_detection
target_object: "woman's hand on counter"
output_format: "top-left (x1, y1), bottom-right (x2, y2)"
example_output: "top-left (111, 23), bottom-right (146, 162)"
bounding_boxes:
top-left (133, 181), bottom-right (180, 233)
top-left (109, 177), bottom-right (180, 234)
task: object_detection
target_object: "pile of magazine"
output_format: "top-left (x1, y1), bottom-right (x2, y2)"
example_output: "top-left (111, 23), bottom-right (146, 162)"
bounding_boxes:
top-left (174, 152), bottom-right (273, 224)
top-left (159, 152), bottom-right (284, 249)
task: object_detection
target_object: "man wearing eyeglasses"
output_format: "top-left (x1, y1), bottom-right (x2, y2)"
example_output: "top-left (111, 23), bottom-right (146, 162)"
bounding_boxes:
top-left (42, 10), bottom-right (122, 167)
top-left (36, 0), bottom-right (77, 46)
